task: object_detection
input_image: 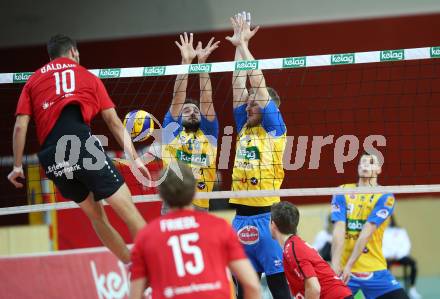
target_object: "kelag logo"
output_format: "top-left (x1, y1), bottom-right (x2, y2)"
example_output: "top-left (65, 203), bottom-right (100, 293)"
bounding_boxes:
top-left (430, 47), bottom-right (440, 58)
top-left (237, 146), bottom-right (260, 160)
top-left (282, 57), bottom-right (306, 68)
top-left (235, 60), bottom-right (259, 71)
top-left (380, 50), bottom-right (404, 61)
top-left (331, 53), bottom-right (355, 65)
top-left (143, 66), bottom-right (166, 76)
top-left (99, 68), bottom-right (121, 78)
top-left (13, 72), bottom-right (33, 83)
top-left (188, 63), bottom-right (211, 73)
top-left (347, 219), bottom-right (366, 232)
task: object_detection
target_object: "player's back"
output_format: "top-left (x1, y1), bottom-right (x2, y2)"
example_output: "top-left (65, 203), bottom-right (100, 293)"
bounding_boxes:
top-left (284, 235), bottom-right (352, 299)
top-left (17, 57), bottom-right (113, 144)
top-left (132, 210), bottom-right (245, 299)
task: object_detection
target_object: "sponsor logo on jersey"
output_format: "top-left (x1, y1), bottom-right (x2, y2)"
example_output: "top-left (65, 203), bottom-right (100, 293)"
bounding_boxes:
top-left (235, 60), bottom-right (259, 71)
top-left (385, 196), bottom-right (394, 207)
top-left (143, 66), bottom-right (166, 76)
top-left (163, 281), bottom-right (221, 298)
top-left (42, 101), bottom-right (54, 110)
top-left (99, 68), bottom-right (121, 78)
top-left (430, 47), bottom-right (440, 58)
top-left (188, 63), bottom-right (212, 73)
top-left (176, 150), bottom-right (209, 167)
top-left (250, 177), bottom-right (258, 185)
top-left (331, 53), bottom-right (355, 65)
top-left (197, 182), bottom-right (206, 190)
top-left (376, 208), bottom-right (389, 219)
top-left (347, 219), bottom-right (366, 232)
top-left (282, 57), bottom-right (306, 68)
top-left (13, 72), bottom-right (33, 83)
top-left (237, 225), bottom-right (259, 245)
top-left (237, 146), bottom-right (260, 160)
top-left (380, 50), bottom-right (404, 61)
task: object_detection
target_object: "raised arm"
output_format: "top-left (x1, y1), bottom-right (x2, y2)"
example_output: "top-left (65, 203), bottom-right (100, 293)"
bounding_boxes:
top-left (170, 32), bottom-right (197, 119)
top-left (196, 37), bottom-right (220, 121)
top-left (227, 13), bottom-right (268, 108)
top-left (226, 12), bottom-right (260, 108)
top-left (7, 115), bottom-right (30, 188)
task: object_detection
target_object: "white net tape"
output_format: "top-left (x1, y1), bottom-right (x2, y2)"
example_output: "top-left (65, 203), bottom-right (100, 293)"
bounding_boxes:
top-left (1, 184), bottom-right (439, 215)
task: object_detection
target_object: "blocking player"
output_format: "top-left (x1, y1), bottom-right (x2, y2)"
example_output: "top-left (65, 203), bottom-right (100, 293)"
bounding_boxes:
top-left (331, 153), bottom-right (410, 299)
top-left (271, 201), bottom-right (353, 299)
top-left (7, 34), bottom-right (148, 263)
top-left (225, 13), bottom-right (290, 299)
top-left (129, 161), bottom-right (261, 299)
top-left (161, 32), bottom-right (219, 212)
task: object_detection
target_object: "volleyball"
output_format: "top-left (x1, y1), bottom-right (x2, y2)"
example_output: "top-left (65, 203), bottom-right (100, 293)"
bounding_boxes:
top-left (123, 110), bottom-right (155, 142)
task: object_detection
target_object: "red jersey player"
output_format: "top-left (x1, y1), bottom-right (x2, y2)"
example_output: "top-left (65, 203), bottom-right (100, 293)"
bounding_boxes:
top-left (130, 162), bottom-right (261, 299)
top-left (270, 201), bottom-right (353, 299)
top-left (7, 34), bottom-right (148, 263)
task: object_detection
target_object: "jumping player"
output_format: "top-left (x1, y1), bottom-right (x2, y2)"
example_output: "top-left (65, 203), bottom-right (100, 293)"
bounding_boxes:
top-left (161, 32), bottom-right (219, 212)
top-left (331, 153), bottom-right (409, 299)
top-left (271, 201), bottom-right (353, 299)
top-left (226, 13), bottom-right (290, 299)
top-left (7, 34), bottom-right (147, 263)
top-left (129, 161), bottom-right (261, 299)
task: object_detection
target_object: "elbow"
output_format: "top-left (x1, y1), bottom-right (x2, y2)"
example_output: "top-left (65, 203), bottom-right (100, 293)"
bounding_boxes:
top-left (308, 285), bottom-right (321, 298)
top-left (241, 278), bottom-right (261, 297)
top-left (14, 123), bottom-right (26, 135)
top-left (246, 281), bottom-right (262, 297)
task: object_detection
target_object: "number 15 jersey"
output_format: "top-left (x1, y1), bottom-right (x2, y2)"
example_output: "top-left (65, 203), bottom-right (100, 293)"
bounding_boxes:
top-left (131, 209), bottom-right (247, 299)
top-left (15, 57), bottom-right (115, 145)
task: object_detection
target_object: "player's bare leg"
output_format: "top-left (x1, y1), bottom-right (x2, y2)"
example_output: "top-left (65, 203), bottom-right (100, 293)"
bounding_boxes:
top-left (78, 193), bottom-right (131, 263)
top-left (105, 183), bottom-right (147, 238)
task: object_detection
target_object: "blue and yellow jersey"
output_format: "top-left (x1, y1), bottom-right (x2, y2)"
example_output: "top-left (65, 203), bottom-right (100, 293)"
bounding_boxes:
top-left (162, 111), bottom-right (218, 208)
top-left (331, 183), bottom-right (396, 272)
top-left (230, 100), bottom-right (287, 207)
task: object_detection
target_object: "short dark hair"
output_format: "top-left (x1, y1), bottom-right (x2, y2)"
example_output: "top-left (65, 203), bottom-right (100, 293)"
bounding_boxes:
top-left (47, 34), bottom-right (77, 59)
top-left (271, 201), bottom-right (300, 235)
top-left (183, 98), bottom-right (200, 108)
top-left (267, 87), bottom-right (281, 107)
top-left (159, 161), bottom-right (196, 208)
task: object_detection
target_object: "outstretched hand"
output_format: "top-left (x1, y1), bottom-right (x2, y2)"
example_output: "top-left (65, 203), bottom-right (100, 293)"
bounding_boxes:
top-left (175, 32), bottom-right (197, 64)
top-left (196, 37), bottom-right (220, 63)
top-left (225, 12), bottom-right (259, 46)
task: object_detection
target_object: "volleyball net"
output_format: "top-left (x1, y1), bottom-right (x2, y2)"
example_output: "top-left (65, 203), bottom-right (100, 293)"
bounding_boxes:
top-left (1, 46), bottom-right (440, 216)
